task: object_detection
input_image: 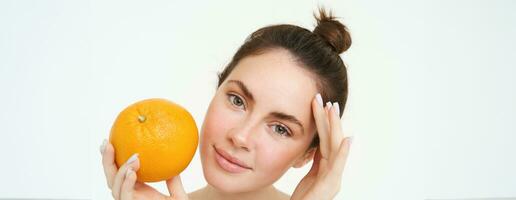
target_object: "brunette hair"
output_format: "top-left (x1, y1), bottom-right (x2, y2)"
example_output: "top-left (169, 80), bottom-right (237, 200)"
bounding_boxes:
top-left (216, 7), bottom-right (351, 149)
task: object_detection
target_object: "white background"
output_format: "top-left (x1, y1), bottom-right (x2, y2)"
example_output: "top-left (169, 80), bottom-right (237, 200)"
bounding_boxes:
top-left (1, 0), bottom-right (515, 199)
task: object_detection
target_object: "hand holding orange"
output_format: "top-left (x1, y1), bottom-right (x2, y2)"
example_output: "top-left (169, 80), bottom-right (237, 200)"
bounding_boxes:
top-left (109, 98), bottom-right (199, 182)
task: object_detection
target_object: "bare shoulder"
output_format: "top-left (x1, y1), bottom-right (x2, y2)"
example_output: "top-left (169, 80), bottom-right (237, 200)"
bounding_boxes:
top-left (275, 189), bottom-right (291, 200)
top-left (187, 186), bottom-right (290, 200)
top-left (187, 188), bottom-right (204, 200)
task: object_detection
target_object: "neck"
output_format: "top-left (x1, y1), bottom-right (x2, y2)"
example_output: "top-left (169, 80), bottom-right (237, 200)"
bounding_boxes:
top-left (200, 184), bottom-right (280, 200)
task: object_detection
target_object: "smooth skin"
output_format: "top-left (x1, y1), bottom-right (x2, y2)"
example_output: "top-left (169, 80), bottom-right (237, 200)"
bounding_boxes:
top-left (100, 95), bottom-right (352, 200)
top-left (101, 48), bottom-right (352, 200)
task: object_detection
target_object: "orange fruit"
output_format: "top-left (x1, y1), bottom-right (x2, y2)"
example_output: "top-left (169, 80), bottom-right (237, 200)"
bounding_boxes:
top-left (109, 98), bottom-right (198, 182)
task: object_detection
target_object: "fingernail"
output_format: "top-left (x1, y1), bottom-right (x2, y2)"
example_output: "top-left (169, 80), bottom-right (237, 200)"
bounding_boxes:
top-left (347, 136), bottom-right (354, 144)
top-left (333, 102), bottom-right (340, 116)
top-left (315, 93), bottom-right (323, 107)
top-left (325, 102), bottom-right (332, 111)
top-left (99, 139), bottom-right (107, 154)
top-left (126, 153), bottom-right (139, 165)
top-left (126, 168), bottom-right (133, 176)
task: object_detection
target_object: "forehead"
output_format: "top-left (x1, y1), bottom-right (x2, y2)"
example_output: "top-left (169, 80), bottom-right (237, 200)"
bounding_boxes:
top-left (224, 48), bottom-right (318, 130)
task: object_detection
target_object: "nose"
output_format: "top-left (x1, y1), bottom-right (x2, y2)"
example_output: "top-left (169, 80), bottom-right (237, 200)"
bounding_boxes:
top-left (227, 119), bottom-right (258, 151)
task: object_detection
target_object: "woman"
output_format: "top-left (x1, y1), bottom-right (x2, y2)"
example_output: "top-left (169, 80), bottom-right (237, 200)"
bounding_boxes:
top-left (100, 7), bottom-right (353, 200)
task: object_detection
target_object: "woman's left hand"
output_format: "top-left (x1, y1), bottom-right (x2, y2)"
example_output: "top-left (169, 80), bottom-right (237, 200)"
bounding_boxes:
top-left (290, 94), bottom-right (353, 200)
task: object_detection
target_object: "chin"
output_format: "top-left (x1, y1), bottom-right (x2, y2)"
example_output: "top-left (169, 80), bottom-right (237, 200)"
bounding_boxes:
top-left (204, 170), bottom-right (253, 193)
top-left (199, 142), bottom-right (258, 193)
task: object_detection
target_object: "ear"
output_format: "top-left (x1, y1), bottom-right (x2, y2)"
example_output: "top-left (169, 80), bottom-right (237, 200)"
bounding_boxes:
top-left (292, 147), bottom-right (317, 168)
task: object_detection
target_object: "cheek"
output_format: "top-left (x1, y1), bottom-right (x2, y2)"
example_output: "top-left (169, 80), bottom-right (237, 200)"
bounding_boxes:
top-left (200, 97), bottom-right (238, 152)
top-left (254, 138), bottom-right (301, 179)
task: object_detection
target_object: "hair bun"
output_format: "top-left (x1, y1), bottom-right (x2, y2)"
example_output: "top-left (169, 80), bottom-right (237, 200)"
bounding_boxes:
top-left (313, 8), bottom-right (352, 54)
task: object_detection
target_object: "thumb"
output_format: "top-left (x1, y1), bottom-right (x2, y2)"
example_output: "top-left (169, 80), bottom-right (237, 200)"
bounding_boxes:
top-left (166, 175), bottom-right (187, 199)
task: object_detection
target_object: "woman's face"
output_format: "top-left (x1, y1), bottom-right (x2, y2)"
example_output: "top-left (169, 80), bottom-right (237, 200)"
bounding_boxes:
top-left (199, 48), bottom-right (319, 193)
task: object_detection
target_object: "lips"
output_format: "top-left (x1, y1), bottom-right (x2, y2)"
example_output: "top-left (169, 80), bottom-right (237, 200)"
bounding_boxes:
top-left (213, 145), bottom-right (252, 173)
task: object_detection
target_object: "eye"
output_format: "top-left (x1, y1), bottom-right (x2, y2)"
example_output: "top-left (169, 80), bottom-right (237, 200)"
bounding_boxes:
top-left (227, 93), bottom-right (245, 109)
top-left (271, 124), bottom-right (292, 137)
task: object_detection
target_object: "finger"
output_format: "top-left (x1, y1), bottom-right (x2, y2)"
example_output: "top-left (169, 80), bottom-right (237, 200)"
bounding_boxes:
top-left (311, 93), bottom-right (331, 159)
top-left (101, 140), bottom-right (117, 189)
top-left (329, 102), bottom-right (344, 156)
top-left (306, 147), bottom-right (322, 177)
top-left (120, 168), bottom-right (137, 200)
top-left (331, 137), bottom-right (352, 177)
top-left (112, 153), bottom-right (140, 200)
top-left (166, 175), bottom-right (187, 199)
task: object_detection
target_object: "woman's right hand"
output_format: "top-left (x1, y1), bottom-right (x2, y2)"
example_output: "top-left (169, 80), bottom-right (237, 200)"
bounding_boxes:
top-left (100, 139), bottom-right (189, 200)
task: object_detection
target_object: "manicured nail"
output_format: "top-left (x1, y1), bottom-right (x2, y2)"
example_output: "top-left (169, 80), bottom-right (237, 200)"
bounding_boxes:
top-left (126, 153), bottom-right (139, 165)
top-left (347, 136), bottom-right (354, 144)
top-left (333, 102), bottom-right (340, 116)
top-left (126, 168), bottom-right (133, 176)
top-left (315, 93), bottom-right (323, 107)
top-left (99, 139), bottom-right (107, 154)
top-left (325, 102), bottom-right (332, 111)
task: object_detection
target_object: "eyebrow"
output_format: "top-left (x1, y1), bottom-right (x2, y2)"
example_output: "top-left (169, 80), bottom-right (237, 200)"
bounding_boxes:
top-left (228, 80), bottom-right (254, 102)
top-left (227, 79), bottom-right (305, 135)
top-left (270, 112), bottom-right (305, 135)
